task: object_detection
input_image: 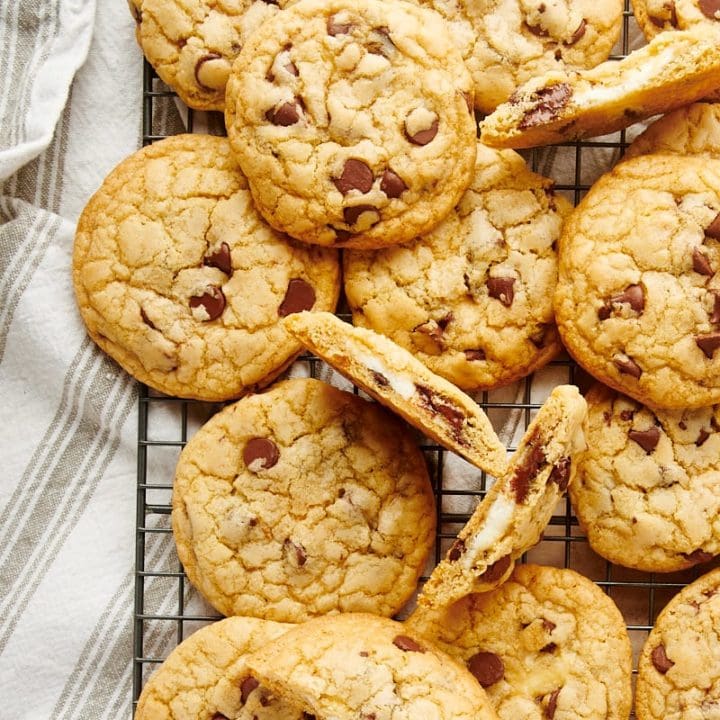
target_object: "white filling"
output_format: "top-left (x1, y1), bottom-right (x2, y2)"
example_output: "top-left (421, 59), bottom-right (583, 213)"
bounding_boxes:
top-left (357, 352), bottom-right (416, 400)
top-left (464, 494), bottom-right (516, 564)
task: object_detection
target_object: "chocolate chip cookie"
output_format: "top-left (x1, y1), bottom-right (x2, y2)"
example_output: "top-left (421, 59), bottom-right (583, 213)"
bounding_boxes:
top-left (626, 102), bottom-right (720, 160)
top-left (242, 613), bottom-right (500, 720)
top-left (73, 135), bottom-right (339, 401)
top-left (632, 0), bottom-right (720, 40)
top-left (407, 564), bottom-right (633, 720)
top-left (128, 0), bottom-right (278, 111)
top-left (135, 616), bottom-right (302, 720)
top-left (636, 567), bottom-right (720, 720)
top-left (555, 154), bottom-right (720, 409)
top-left (570, 383), bottom-right (720, 572)
top-left (224, 0), bottom-right (477, 249)
top-left (416, 385), bottom-right (587, 610)
top-left (344, 143), bottom-right (571, 392)
top-left (411, 0), bottom-right (622, 114)
top-left (171, 377), bottom-right (436, 622)
top-left (480, 27), bottom-right (720, 149)
top-left (282, 311), bottom-right (509, 479)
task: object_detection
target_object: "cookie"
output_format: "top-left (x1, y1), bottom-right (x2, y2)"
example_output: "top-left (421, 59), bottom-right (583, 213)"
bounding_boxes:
top-left (344, 143), bottom-right (571, 392)
top-left (73, 135), bottom-right (340, 401)
top-left (135, 616), bottom-right (302, 720)
top-left (128, 0), bottom-right (278, 111)
top-left (554, 154), bottom-right (720, 410)
top-left (282, 311), bottom-right (509, 478)
top-left (407, 564), bottom-right (633, 720)
top-left (416, 385), bottom-right (587, 610)
top-left (636, 567), bottom-right (720, 720)
top-left (479, 27), bottom-right (720, 149)
top-left (626, 102), bottom-right (720, 160)
top-left (631, 0), bottom-right (720, 40)
top-left (224, 0), bottom-right (477, 249)
top-left (412, 0), bottom-right (622, 114)
top-left (570, 383), bottom-right (720, 572)
top-left (171, 377), bottom-right (436, 623)
top-left (242, 613), bottom-right (500, 720)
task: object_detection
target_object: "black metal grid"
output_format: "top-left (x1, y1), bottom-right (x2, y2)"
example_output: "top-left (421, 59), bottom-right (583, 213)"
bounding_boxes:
top-left (132, 7), bottom-right (715, 715)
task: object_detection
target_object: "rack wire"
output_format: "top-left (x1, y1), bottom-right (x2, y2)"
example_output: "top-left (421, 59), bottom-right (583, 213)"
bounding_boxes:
top-left (132, 6), bottom-right (718, 715)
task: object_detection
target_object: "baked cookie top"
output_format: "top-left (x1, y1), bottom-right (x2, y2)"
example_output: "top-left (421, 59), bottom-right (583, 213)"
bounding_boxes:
top-left (128, 0), bottom-right (278, 111)
top-left (224, 0), bottom-right (477, 249)
top-left (636, 567), bottom-right (720, 720)
top-left (412, 0), bottom-right (622, 114)
top-left (243, 613), bottom-right (500, 720)
top-left (344, 143), bottom-right (570, 392)
top-left (554, 154), bottom-right (720, 410)
top-left (283, 311), bottom-right (509, 479)
top-left (135, 616), bottom-right (301, 720)
top-left (171, 377), bottom-right (436, 623)
top-left (480, 27), bottom-right (720, 149)
top-left (417, 385), bottom-right (587, 610)
top-left (626, 102), bottom-right (720, 160)
top-left (631, 0), bottom-right (720, 40)
top-left (408, 564), bottom-right (633, 720)
top-left (571, 384), bottom-right (720, 572)
top-left (73, 135), bottom-right (339, 401)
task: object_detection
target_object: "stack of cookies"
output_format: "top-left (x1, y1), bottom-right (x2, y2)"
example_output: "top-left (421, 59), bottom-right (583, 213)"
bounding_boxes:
top-left (70, 0), bottom-right (720, 717)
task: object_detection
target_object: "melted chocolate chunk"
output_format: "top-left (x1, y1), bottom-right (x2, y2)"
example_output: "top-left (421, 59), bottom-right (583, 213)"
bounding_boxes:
top-left (204, 241), bottom-right (232, 275)
top-left (406, 116), bottom-right (439, 146)
top-left (380, 168), bottom-right (407, 198)
top-left (393, 635), bottom-right (425, 652)
top-left (545, 688), bottom-right (561, 719)
top-left (266, 99), bottom-right (302, 126)
top-left (327, 16), bottom-right (352, 35)
top-left (699, 0), bottom-right (720, 20)
top-left (684, 548), bottom-right (714, 565)
top-left (614, 355), bottom-right (642, 378)
top-left (333, 159), bottom-right (373, 195)
top-left (629, 426), bottom-right (661, 453)
top-left (240, 677), bottom-right (260, 704)
top-left (415, 385), bottom-right (465, 435)
top-left (343, 204), bottom-right (378, 226)
top-left (706, 211), bottom-right (720, 238)
top-left (464, 348), bottom-right (486, 361)
top-left (696, 333), bottom-right (720, 359)
top-left (278, 278), bottom-right (316, 316)
top-left (140, 307), bottom-right (156, 330)
top-left (651, 644), bottom-right (674, 674)
top-left (189, 286), bottom-right (226, 321)
top-left (511, 435), bottom-right (546, 503)
top-left (479, 554), bottom-right (512, 583)
top-left (518, 83), bottom-right (572, 129)
top-left (284, 538), bottom-right (307, 566)
top-left (244, 437), bottom-right (280, 470)
top-left (467, 651), bottom-right (504, 688)
top-left (448, 538), bottom-right (466, 562)
top-left (693, 248), bottom-right (714, 276)
top-left (549, 457), bottom-right (571, 491)
top-left (487, 277), bottom-right (515, 307)
top-left (564, 19), bottom-right (586, 45)
top-left (371, 370), bottom-right (389, 387)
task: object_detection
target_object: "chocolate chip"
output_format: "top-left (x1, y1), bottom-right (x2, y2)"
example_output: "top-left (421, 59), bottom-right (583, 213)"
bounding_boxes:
top-left (343, 204), bottom-right (378, 227)
top-left (549, 457), bottom-right (571, 491)
top-left (448, 538), bottom-right (466, 562)
top-left (333, 159), bottom-right (373, 195)
top-left (278, 278), bottom-right (316, 316)
top-left (464, 348), bottom-right (486, 361)
top-left (710, 291), bottom-right (720, 324)
top-left (542, 618), bottom-right (557, 632)
top-left (649, 13), bottom-right (666, 26)
top-left (564, 19), bottom-right (586, 44)
top-left (333, 227), bottom-right (352, 242)
top-left (243, 437), bottom-right (280, 470)
top-left (302, 714), bottom-right (316, 720)
top-left (189, 286), bottom-right (225, 321)
top-left (467, 651), bottom-right (504, 688)
top-left (393, 635), bottom-right (425, 652)
top-left (696, 333), bottom-right (720, 358)
top-left (693, 248), bottom-right (714, 276)
top-left (380, 169), bottom-right (407, 198)
top-left (327, 16), bottom-right (352, 35)
top-left (194, 53), bottom-right (224, 90)
top-left (204, 241), bottom-right (232, 275)
top-left (526, 22), bottom-right (549, 36)
top-left (405, 116), bottom-right (439, 146)
top-left (684, 548), bottom-right (714, 565)
top-left (699, 0), bottom-right (720, 20)
top-left (240, 677), bottom-right (260, 703)
top-left (367, 26), bottom-right (395, 56)
top-left (371, 370), bottom-right (389, 387)
top-left (486, 277), bottom-right (515, 307)
top-left (599, 284), bottom-right (645, 319)
top-left (629, 426), bottom-right (660, 453)
top-left (518, 83), bottom-right (572, 129)
top-left (266, 99), bottom-right (302, 126)
top-left (541, 643), bottom-right (557, 654)
top-left (359, 651), bottom-right (369, 657)
top-left (285, 60), bottom-right (299, 76)
top-left (415, 385), bottom-right (465, 434)
top-left (511, 436), bottom-right (546, 503)
top-left (706, 211), bottom-right (720, 238)
top-left (651, 644), bottom-right (675, 674)
top-left (478, 554), bottom-right (512, 583)
top-left (545, 688), bottom-right (561, 719)
top-left (620, 409), bottom-right (635, 422)
top-left (140, 307), bottom-right (156, 330)
top-left (697, 428), bottom-right (711, 446)
top-left (284, 538), bottom-right (307, 566)
top-left (614, 355), bottom-right (642, 378)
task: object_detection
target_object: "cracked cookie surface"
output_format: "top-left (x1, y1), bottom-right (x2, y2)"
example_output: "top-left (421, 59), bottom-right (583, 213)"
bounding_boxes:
top-left (480, 27), bottom-right (720, 149)
top-left (570, 383), bottom-right (720, 572)
top-left (73, 135), bottom-right (340, 401)
top-left (554, 154), bottom-right (720, 410)
top-left (636, 567), bottom-right (720, 720)
top-left (128, 0), bottom-right (278, 111)
top-left (135, 616), bottom-right (303, 720)
top-left (283, 311), bottom-right (509, 478)
top-left (344, 143), bottom-right (570, 392)
top-left (416, 385), bottom-right (587, 610)
top-left (407, 564), bottom-right (632, 720)
top-left (224, 0), bottom-right (477, 249)
top-left (410, 0), bottom-right (621, 114)
top-left (631, 0), bottom-right (720, 40)
top-left (171, 377), bottom-right (436, 622)
top-left (242, 612), bottom-right (500, 720)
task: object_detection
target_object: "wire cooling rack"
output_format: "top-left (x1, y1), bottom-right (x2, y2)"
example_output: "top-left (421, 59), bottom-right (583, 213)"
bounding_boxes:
top-left (132, 6), bottom-right (720, 715)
